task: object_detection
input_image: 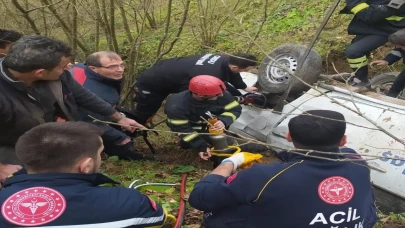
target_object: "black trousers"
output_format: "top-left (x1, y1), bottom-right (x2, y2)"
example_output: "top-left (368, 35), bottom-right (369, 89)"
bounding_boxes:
top-left (132, 85), bottom-right (171, 125)
top-left (387, 69), bottom-right (405, 97)
top-left (346, 35), bottom-right (388, 82)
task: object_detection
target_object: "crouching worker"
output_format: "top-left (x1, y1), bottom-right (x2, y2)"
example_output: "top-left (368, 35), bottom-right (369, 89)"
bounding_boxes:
top-left (0, 122), bottom-right (167, 228)
top-left (164, 75), bottom-right (242, 161)
top-left (189, 110), bottom-right (379, 228)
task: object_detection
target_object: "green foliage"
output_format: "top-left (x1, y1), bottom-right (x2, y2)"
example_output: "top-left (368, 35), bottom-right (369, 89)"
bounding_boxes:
top-left (172, 165), bottom-right (196, 174)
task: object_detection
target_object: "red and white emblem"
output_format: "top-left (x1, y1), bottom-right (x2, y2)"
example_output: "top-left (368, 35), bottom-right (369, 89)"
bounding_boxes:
top-left (1, 187), bottom-right (66, 226)
top-left (318, 176), bottom-right (354, 205)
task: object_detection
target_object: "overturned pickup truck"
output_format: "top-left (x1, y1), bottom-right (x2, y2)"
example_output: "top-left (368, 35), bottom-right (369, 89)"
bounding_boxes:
top-left (232, 44), bottom-right (405, 213)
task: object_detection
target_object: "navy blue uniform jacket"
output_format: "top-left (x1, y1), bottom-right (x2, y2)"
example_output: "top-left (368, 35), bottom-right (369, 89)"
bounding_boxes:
top-left (136, 54), bottom-right (247, 93)
top-left (189, 148), bottom-right (379, 228)
top-left (0, 172), bottom-right (166, 227)
top-left (164, 90), bottom-right (242, 152)
top-left (70, 63), bottom-right (128, 144)
top-left (341, 0), bottom-right (405, 36)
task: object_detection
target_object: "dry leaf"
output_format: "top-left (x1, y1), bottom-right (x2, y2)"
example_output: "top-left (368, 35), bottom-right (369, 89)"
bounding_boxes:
top-left (383, 117), bottom-right (392, 123)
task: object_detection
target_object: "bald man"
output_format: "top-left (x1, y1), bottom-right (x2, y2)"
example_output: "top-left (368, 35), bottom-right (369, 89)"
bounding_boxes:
top-left (70, 51), bottom-right (151, 161)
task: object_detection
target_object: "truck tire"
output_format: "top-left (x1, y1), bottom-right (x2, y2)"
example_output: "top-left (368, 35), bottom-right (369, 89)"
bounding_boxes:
top-left (370, 72), bottom-right (404, 97)
top-left (258, 43), bottom-right (322, 95)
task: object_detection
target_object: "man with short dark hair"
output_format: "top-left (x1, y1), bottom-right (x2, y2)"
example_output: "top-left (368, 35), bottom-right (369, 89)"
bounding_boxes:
top-left (0, 122), bottom-right (167, 227)
top-left (70, 51), bottom-right (149, 161)
top-left (0, 35), bottom-right (144, 181)
top-left (189, 110), bottom-right (379, 228)
top-left (0, 29), bottom-right (22, 57)
top-left (133, 53), bottom-right (257, 125)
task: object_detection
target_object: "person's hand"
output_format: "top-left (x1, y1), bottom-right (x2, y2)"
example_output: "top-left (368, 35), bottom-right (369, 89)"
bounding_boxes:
top-left (213, 121), bottom-right (225, 131)
top-left (221, 152), bottom-right (263, 171)
top-left (244, 86), bottom-right (258, 93)
top-left (118, 117), bottom-right (146, 132)
top-left (116, 137), bottom-right (131, 146)
top-left (199, 148), bottom-right (212, 160)
top-left (0, 164), bottom-right (22, 182)
top-left (370, 60), bottom-right (389, 68)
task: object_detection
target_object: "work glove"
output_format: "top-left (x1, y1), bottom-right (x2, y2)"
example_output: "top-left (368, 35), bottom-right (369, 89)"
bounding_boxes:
top-left (221, 152), bottom-right (263, 171)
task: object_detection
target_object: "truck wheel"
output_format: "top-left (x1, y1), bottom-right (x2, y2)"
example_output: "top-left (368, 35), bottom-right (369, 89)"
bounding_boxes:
top-left (258, 43), bottom-right (322, 95)
top-left (370, 72), bottom-right (404, 98)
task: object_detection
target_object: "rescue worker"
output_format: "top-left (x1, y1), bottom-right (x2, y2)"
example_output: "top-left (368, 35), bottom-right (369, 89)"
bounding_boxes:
top-left (0, 122), bottom-right (168, 227)
top-left (189, 110), bottom-right (379, 228)
top-left (341, 0), bottom-right (405, 86)
top-left (164, 75), bottom-right (242, 160)
top-left (370, 29), bottom-right (405, 97)
top-left (70, 51), bottom-right (151, 161)
top-left (133, 53), bottom-right (257, 125)
top-left (0, 35), bottom-right (143, 182)
top-left (0, 29), bottom-right (22, 57)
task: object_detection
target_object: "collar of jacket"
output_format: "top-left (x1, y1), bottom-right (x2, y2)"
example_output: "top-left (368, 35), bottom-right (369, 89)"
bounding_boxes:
top-left (3, 171), bottom-right (120, 188)
top-left (286, 146), bottom-right (344, 162)
top-left (76, 63), bottom-right (123, 86)
top-left (0, 58), bottom-right (30, 92)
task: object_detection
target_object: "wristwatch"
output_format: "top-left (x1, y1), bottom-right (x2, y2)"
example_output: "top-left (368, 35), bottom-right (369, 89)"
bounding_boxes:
top-left (116, 112), bottom-right (126, 121)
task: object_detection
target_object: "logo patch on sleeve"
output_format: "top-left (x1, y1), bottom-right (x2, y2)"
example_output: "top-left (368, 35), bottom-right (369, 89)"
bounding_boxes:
top-left (147, 196), bottom-right (157, 211)
top-left (318, 176), bottom-right (354, 205)
top-left (226, 173), bottom-right (238, 184)
top-left (1, 187), bottom-right (66, 226)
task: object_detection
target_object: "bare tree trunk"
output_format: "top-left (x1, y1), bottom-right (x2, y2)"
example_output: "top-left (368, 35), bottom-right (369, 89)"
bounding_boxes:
top-left (117, 0), bottom-right (134, 43)
top-left (71, 0), bottom-right (78, 60)
top-left (109, 0), bottom-right (119, 52)
top-left (100, 0), bottom-right (114, 50)
top-left (155, 0), bottom-right (173, 58)
top-left (11, 0), bottom-right (41, 34)
top-left (41, 0), bottom-right (89, 53)
top-left (154, 0), bottom-right (191, 64)
top-left (95, 20), bottom-right (100, 51)
top-left (42, 7), bottom-right (48, 36)
top-left (94, 0), bottom-right (111, 50)
top-left (120, 5), bottom-right (149, 108)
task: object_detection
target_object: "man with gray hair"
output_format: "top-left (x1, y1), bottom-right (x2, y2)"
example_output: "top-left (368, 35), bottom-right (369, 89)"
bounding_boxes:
top-left (70, 51), bottom-right (151, 161)
top-left (0, 36), bottom-right (145, 183)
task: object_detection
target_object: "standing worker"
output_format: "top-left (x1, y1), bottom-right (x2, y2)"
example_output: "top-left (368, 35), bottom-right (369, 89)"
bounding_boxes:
top-left (164, 75), bottom-right (242, 161)
top-left (341, 0), bottom-right (405, 86)
top-left (189, 110), bottom-right (379, 228)
top-left (133, 53), bottom-right (257, 125)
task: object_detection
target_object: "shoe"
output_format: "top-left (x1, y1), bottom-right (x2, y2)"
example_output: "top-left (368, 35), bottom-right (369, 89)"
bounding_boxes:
top-left (351, 78), bottom-right (370, 87)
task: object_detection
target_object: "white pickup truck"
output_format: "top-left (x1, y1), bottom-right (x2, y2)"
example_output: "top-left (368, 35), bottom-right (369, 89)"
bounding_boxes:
top-left (232, 44), bottom-right (405, 213)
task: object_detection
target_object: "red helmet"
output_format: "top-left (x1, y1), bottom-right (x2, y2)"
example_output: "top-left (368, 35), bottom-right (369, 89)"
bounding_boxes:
top-left (189, 75), bottom-right (226, 96)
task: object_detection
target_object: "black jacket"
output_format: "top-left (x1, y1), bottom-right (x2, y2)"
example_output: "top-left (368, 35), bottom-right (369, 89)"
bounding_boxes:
top-left (384, 47), bottom-right (405, 64)
top-left (164, 90), bottom-right (242, 152)
top-left (136, 54), bottom-right (247, 93)
top-left (0, 59), bottom-right (116, 147)
top-left (341, 0), bottom-right (405, 36)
